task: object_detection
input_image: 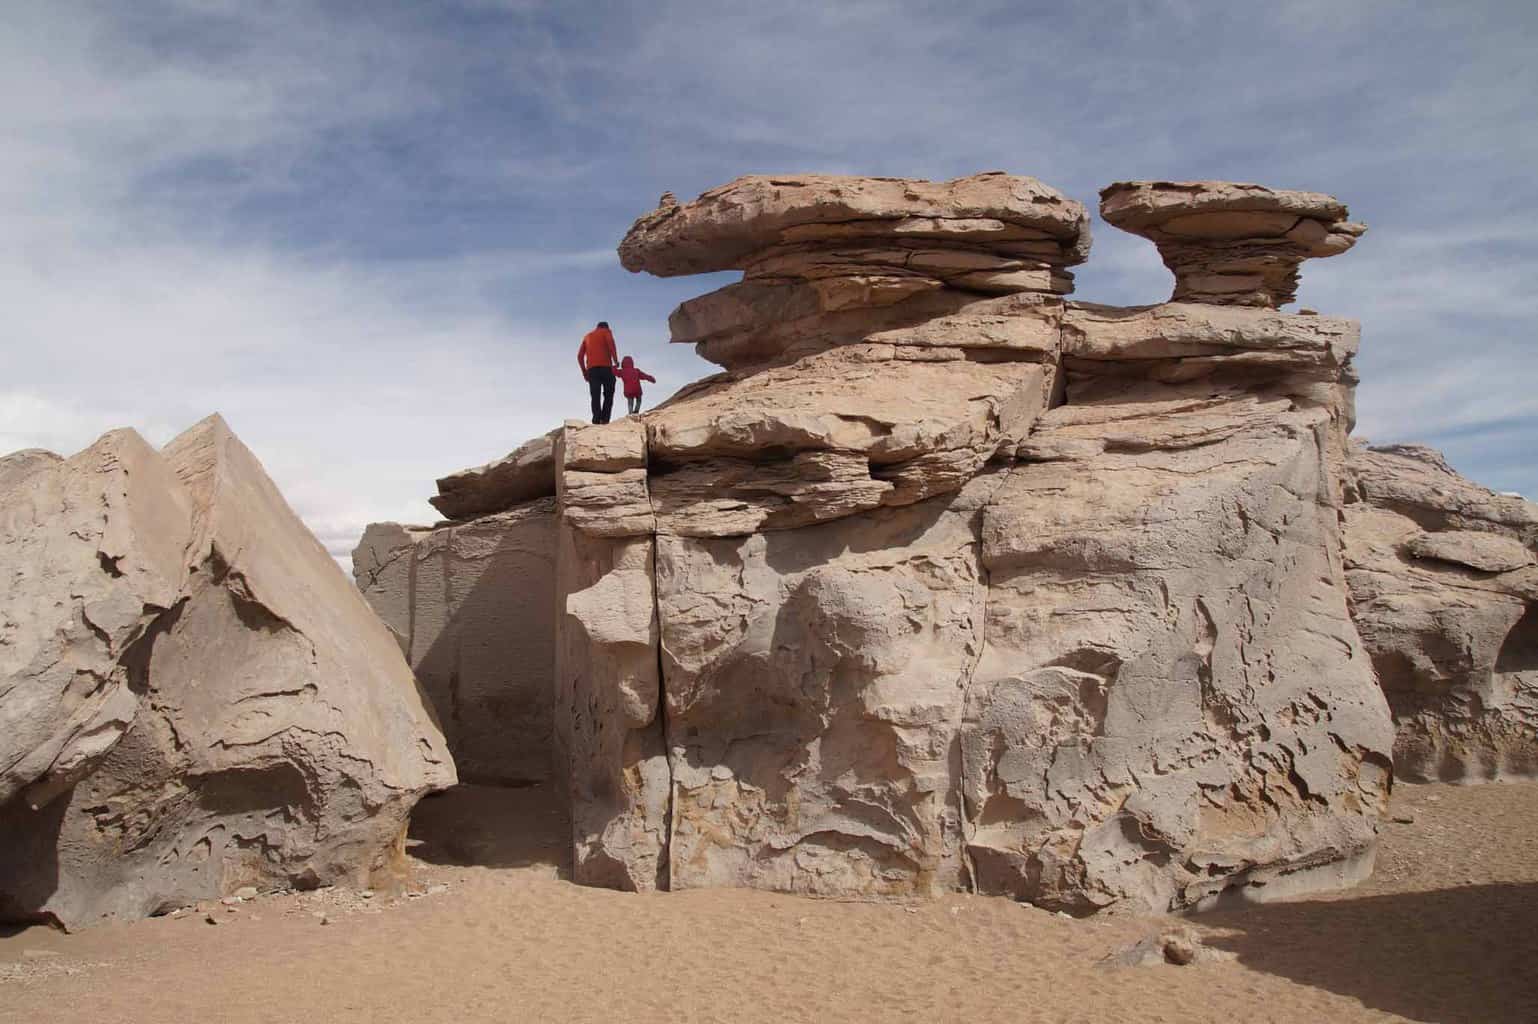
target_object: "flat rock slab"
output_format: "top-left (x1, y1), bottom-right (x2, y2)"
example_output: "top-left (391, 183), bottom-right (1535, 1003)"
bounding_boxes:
top-left (620, 172), bottom-right (1090, 277)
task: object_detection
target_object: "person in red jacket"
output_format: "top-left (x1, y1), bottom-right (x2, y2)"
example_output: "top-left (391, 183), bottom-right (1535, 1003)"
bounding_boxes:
top-left (615, 355), bottom-right (657, 416)
top-left (577, 321), bottom-right (619, 424)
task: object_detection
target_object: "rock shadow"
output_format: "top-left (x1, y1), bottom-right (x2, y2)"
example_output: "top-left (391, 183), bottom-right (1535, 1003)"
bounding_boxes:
top-left (407, 782), bottom-right (571, 878)
top-left (1201, 882), bottom-right (1538, 1023)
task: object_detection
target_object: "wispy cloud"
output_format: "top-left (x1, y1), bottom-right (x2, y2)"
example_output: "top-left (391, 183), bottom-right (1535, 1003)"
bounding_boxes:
top-left (3, 0), bottom-right (1536, 550)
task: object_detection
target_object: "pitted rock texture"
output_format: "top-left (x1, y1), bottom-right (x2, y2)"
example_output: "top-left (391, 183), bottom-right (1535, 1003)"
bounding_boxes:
top-left (1343, 442), bottom-right (1538, 782)
top-left (399, 171), bottom-right (1418, 913)
top-left (354, 500), bottom-right (557, 785)
top-left (2, 416), bottom-right (453, 929)
top-left (1100, 181), bottom-right (1366, 308)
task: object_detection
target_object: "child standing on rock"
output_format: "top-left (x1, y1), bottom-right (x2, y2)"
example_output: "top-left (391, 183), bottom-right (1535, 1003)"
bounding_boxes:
top-left (615, 355), bottom-right (657, 416)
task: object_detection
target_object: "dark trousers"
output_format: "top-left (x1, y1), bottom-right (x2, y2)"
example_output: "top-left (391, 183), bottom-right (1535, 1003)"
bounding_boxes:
top-left (626, 394), bottom-right (642, 415)
top-left (588, 366), bottom-right (616, 424)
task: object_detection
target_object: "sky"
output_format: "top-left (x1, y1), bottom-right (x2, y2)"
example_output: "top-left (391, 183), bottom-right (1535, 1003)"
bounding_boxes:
top-left (4, 0), bottom-right (1536, 562)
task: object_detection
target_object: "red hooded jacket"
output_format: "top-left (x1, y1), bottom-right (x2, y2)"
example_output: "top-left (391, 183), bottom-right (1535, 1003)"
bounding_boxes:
top-left (615, 356), bottom-right (656, 398)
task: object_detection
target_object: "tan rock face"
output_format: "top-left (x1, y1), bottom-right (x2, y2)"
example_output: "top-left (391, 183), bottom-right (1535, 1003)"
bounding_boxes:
top-left (619, 174), bottom-right (1089, 373)
top-left (1, 416), bottom-right (453, 929)
top-left (430, 429), bottom-right (557, 522)
top-left (408, 170), bottom-right (1407, 914)
top-left (1343, 443), bottom-right (1538, 782)
top-left (1100, 181), bottom-right (1366, 308)
top-left (354, 501), bottom-right (557, 785)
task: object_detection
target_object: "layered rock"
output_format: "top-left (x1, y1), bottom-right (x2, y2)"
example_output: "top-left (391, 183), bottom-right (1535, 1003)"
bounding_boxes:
top-left (1100, 181), bottom-right (1365, 307)
top-left (1, 416), bottom-right (453, 928)
top-left (354, 500), bottom-right (557, 784)
top-left (381, 172), bottom-right (1408, 912)
top-left (620, 172), bottom-right (1088, 372)
top-left (1343, 443), bottom-right (1538, 782)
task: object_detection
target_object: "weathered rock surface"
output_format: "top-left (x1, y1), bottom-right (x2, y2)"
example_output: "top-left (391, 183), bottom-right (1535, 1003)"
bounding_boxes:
top-left (1100, 181), bottom-right (1365, 308)
top-left (620, 174), bottom-right (1089, 374)
top-left (1, 432), bottom-right (191, 811)
top-left (354, 500), bottom-right (557, 785)
top-left (430, 429), bottom-right (557, 522)
top-left (389, 171), bottom-right (1453, 914)
top-left (1343, 443), bottom-right (1538, 782)
top-left (619, 172), bottom-right (1090, 278)
top-left (2, 416), bottom-right (453, 928)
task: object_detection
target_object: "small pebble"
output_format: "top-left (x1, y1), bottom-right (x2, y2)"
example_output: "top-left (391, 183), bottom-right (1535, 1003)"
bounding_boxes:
top-left (233, 886), bottom-right (259, 901)
top-left (203, 913), bottom-right (219, 926)
top-left (220, 896), bottom-right (241, 906)
top-left (1392, 813), bottom-right (1415, 824)
top-left (361, 890), bottom-right (375, 900)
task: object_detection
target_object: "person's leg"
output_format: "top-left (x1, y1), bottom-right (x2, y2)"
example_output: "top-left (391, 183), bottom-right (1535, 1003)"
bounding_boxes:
top-left (600, 369), bottom-right (616, 423)
top-left (627, 395), bottom-right (640, 415)
top-left (589, 372), bottom-right (603, 424)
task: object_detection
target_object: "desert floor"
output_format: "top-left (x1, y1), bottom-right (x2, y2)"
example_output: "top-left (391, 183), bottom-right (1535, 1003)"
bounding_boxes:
top-left (3, 779), bottom-right (1536, 1024)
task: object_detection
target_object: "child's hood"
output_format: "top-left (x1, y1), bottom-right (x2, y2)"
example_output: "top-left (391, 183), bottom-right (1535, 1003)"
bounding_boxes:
top-left (621, 355), bottom-right (634, 369)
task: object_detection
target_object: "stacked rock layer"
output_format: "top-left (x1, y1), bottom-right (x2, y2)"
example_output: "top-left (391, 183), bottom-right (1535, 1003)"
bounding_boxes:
top-left (1100, 181), bottom-right (1365, 307)
top-left (365, 172), bottom-right (1428, 914)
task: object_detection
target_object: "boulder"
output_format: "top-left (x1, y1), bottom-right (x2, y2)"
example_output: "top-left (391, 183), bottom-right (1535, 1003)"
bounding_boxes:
top-left (0, 431), bottom-right (191, 811)
top-left (1100, 181), bottom-right (1366, 307)
top-left (1, 416), bottom-right (453, 928)
top-left (1343, 442), bottom-right (1538, 781)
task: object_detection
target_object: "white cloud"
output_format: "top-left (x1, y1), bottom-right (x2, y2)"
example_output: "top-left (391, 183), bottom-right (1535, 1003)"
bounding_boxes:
top-left (3, 0), bottom-right (1536, 569)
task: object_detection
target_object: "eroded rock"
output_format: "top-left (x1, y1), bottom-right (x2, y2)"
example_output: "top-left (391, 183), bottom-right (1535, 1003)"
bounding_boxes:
top-left (1343, 442), bottom-right (1538, 782)
top-left (1100, 181), bottom-right (1365, 307)
top-left (1, 416), bottom-right (453, 928)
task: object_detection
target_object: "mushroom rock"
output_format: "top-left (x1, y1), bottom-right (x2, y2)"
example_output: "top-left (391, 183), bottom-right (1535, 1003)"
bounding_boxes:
top-left (1099, 181), bottom-right (1366, 308)
top-left (1, 416), bottom-right (453, 928)
top-left (370, 171), bottom-right (1410, 913)
top-left (1343, 442), bottom-right (1538, 782)
top-left (620, 172), bottom-right (1089, 373)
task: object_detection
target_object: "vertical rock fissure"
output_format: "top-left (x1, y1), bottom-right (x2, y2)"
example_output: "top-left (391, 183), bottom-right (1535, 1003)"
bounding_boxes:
top-left (651, 532), bottom-right (676, 891)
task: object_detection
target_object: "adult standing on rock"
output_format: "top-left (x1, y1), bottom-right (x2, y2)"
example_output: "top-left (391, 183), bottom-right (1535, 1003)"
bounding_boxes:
top-left (578, 320), bottom-right (620, 424)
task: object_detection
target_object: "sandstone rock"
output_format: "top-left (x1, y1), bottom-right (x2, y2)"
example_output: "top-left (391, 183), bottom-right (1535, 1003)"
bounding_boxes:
top-left (620, 173), bottom-right (1090, 277)
top-left (656, 476), bottom-right (997, 894)
top-left (1343, 442), bottom-right (1538, 782)
top-left (964, 387), bottom-right (1391, 912)
top-left (353, 499), bottom-right (558, 785)
top-left (421, 170), bottom-right (1396, 915)
top-left (553, 424), bottom-right (668, 890)
top-left (1, 416), bottom-right (453, 928)
top-left (621, 174), bottom-right (1089, 377)
top-left (1, 431), bottom-right (191, 810)
top-left (1100, 181), bottom-right (1365, 307)
top-left (430, 429), bottom-right (557, 522)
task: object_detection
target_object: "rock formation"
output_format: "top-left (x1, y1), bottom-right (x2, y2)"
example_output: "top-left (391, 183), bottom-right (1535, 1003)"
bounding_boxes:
top-left (373, 171), bottom-right (1410, 914)
top-left (1, 416), bottom-right (453, 929)
top-left (1343, 442), bottom-right (1538, 781)
top-left (1100, 181), bottom-right (1365, 307)
top-left (354, 501), bottom-right (557, 785)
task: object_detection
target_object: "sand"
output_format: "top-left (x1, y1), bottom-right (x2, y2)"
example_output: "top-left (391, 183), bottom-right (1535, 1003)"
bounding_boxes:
top-left (3, 780), bottom-right (1536, 1024)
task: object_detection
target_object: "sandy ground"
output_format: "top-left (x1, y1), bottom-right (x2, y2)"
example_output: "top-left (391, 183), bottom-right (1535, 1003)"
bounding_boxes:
top-left (3, 780), bottom-right (1536, 1024)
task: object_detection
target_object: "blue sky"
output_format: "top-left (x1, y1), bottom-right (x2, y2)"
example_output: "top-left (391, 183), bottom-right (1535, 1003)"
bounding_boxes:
top-left (4, 0), bottom-right (1535, 558)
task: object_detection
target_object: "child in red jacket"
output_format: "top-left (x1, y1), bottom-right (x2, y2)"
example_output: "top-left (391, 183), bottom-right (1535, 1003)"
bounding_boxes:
top-left (615, 355), bottom-right (657, 415)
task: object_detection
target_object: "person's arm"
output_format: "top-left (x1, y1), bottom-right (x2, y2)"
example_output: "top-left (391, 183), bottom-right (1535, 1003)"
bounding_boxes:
top-left (606, 332), bottom-right (620, 368)
top-left (577, 339), bottom-right (589, 379)
top-left (641, 371), bottom-right (656, 384)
